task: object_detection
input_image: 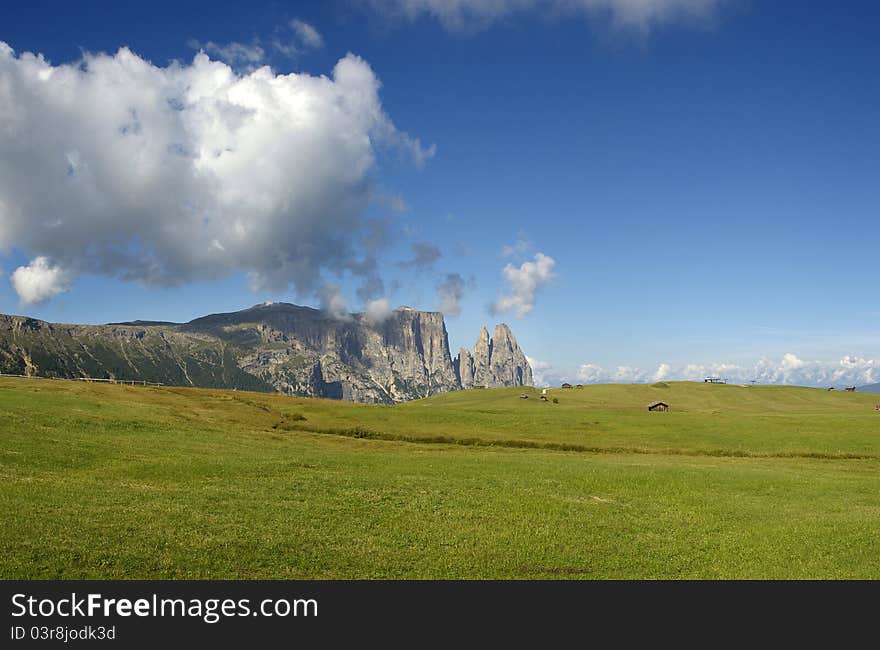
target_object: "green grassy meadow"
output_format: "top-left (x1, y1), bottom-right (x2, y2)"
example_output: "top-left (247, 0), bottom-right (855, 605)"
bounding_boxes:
top-left (2, 377), bottom-right (879, 579)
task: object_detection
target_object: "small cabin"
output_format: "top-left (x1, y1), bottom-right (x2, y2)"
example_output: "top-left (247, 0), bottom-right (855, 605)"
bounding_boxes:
top-left (519, 393), bottom-right (529, 399)
top-left (576, 384), bottom-right (583, 389)
top-left (540, 395), bottom-right (548, 401)
top-left (561, 383), bottom-right (573, 389)
top-left (845, 386), bottom-right (857, 392)
top-left (647, 401), bottom-right (670, 412)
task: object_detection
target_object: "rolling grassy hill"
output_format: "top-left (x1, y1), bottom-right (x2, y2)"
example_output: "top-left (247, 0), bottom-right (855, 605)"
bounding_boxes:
top-left (2, 377), bottom-right (879, 579)
top-left (290, 381), bottom-right (880, 458)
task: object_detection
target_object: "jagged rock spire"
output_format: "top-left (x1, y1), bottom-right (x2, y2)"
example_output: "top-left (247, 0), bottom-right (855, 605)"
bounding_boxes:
top-left (472, 326), bottom-right (492, 387)
top-left (455, 347), bottom-right (475, 389)
top-left (489, 324), bottom-right (533, 387)
top-left (460, 323), bottom-right (532, 389)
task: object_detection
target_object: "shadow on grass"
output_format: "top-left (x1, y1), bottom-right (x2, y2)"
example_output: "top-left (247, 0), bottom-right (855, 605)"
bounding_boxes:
top-left (280, 424), bottom-right (878, 461)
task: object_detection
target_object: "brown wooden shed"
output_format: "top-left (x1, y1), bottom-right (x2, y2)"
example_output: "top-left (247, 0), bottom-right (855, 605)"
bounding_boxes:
top-left (647, 401), bottom-right (670, 412)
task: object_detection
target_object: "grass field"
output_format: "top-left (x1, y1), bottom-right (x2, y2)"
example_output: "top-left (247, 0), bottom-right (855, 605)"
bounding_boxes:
top-left (2, 377), bottom-right (879, 579)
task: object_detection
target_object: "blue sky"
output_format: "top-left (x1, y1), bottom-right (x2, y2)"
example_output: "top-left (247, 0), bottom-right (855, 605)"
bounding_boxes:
top-left (0, 1), bottom-right (878, 386)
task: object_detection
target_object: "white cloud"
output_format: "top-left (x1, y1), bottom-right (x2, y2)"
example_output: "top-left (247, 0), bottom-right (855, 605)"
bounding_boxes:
top-left (189, 39), bottom-right (266, 69)
top-left (291, 19), bottom-right (325, 49)
top-left (573, 355), bottom-right (880, 388)
top-left (402, 137), bottom-right (437, 169)
top-left (10, 256), bottom-right (71, 304)
top-left (0, 43), bottom-right (433, 304)
top-left (833, 357), bottom-right (879, 386)
top-left (527, 356), bottom-right (563, 387)
top-left (436, 273), bottom-right (466, 317)
top-left (501, 237), bottom-right (531, 258)
top-left (273, 19), bottom-right (326, 57)
top-left (653, 362), bottom-right (671, 381)
top-left (195, 21), bottom-right (323, 67)
top-left (491, 252), bottom-right (555, 318)
top-left (364, 0), bottom-right (723, 32)
top-left (780, 352), bottom-right (805, 371)
top-left (575, 363), bottom-right (604, 383)
top-left (612, 365), bottom-right (652, 382)
top-left (364, 297), bottom-right (392, 324)
top-left (318, 283), bottom-right (349, 319)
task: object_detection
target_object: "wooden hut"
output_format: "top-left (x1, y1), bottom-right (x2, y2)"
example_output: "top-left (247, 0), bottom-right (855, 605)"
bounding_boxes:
top-left (561, 383), bottom-right (573, 389)
top-left (647, 401), bottom-right (670, 412)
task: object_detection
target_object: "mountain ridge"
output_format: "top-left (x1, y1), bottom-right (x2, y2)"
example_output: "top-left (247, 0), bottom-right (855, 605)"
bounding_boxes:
top-left (0, 303), bottom-right (532, 403)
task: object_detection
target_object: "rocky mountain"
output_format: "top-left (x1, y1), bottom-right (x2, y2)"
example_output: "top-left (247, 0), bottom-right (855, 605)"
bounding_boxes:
top-left (455, 324), bottom-right (533, 389)
top-left (0, 303), bottom-right (532, 403)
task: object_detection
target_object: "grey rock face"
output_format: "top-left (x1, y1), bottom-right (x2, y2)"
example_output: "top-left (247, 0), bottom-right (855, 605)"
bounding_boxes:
top-left (185, 303), bottom-right (460, 403)
top-left (454, 347), bottom-right (475, 389)
top-left (472, 326), bottom-right (493, 387)
top-left (458, 322), bottom-right (533, 389)
top-left (489, 324), bottom-right (533, 387)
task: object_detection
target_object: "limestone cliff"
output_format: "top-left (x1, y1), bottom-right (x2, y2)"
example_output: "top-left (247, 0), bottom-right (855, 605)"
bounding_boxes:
top-left (472, 326), bottom-right (492, 387)
top-left (455, 347), bottom-right (475, 389)
top-left (182, 303), bottom-right (459, 403)
top-left (454, 323), bottom-right (533, 389)
top-left (489, 324), bottom-right (534, 387)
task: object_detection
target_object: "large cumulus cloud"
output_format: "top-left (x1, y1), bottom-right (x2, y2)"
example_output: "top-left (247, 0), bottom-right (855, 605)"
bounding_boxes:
top-left (0, 42), bottom-right (433, 302)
